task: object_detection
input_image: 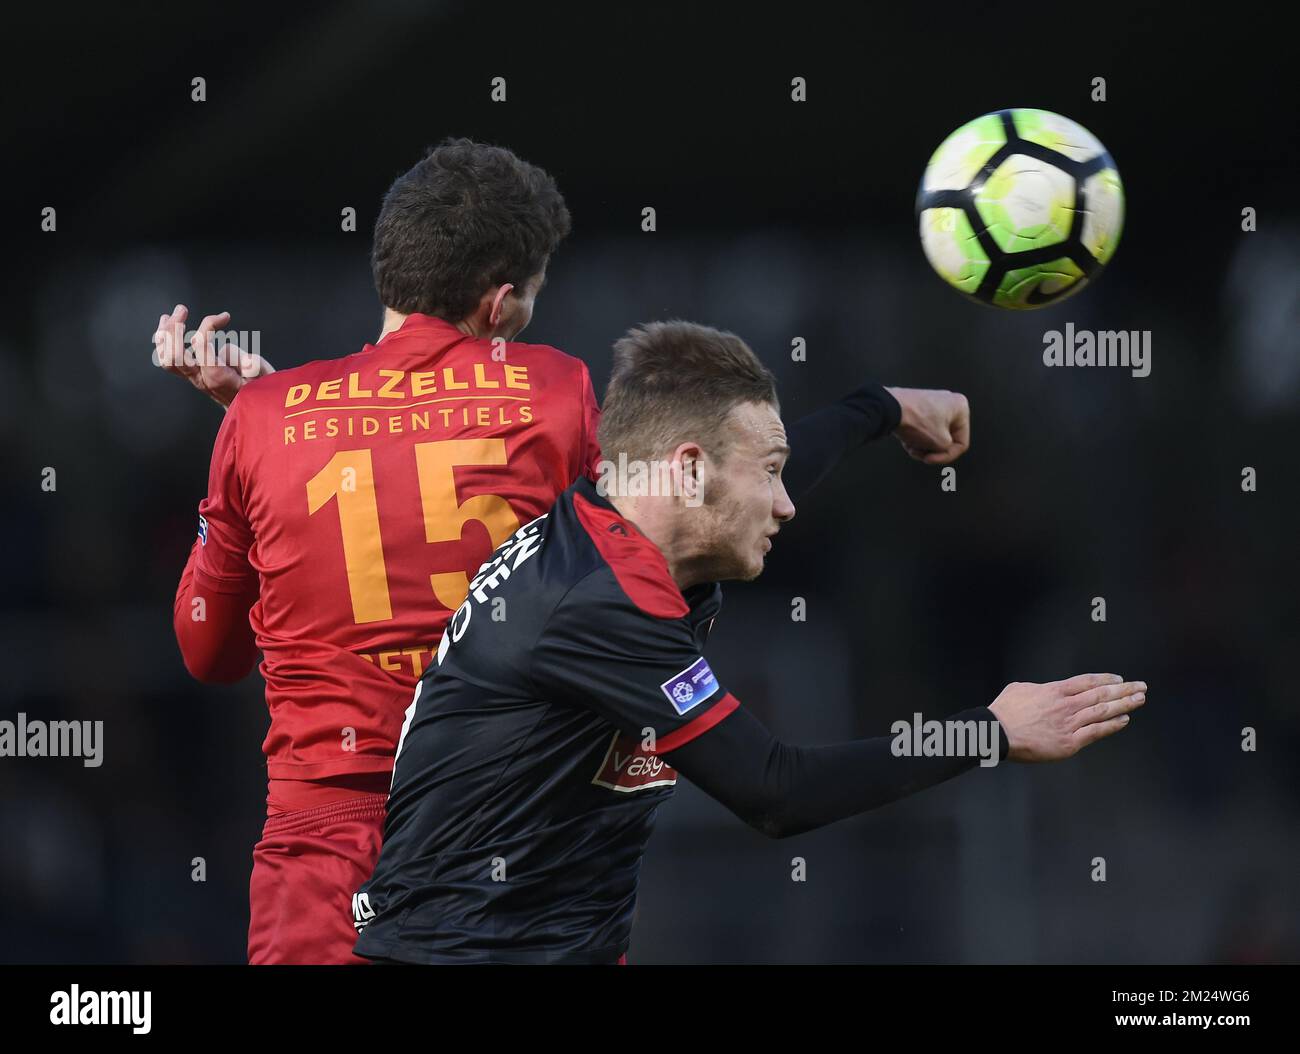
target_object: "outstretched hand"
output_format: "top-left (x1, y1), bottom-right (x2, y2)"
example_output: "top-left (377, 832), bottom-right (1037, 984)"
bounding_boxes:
top-left (989, 673), bottom-right (1147, 762)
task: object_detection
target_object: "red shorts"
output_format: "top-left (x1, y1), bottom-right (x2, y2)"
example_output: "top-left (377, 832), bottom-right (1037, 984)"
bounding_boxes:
top-left (247, 774), bottom-right (389, 965)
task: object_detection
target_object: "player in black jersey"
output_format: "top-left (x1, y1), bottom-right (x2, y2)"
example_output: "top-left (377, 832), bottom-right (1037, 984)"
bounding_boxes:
top-left (354, 321), bottom-right (1147, 964)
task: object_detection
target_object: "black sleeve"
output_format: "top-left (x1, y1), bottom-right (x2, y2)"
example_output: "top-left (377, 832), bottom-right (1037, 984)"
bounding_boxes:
top-left (662, 702), bottom-right (1010, 839)
top-left (531, 569), bottom-right (734, 745)
top-left (782, 382), bottom-right (902, 503)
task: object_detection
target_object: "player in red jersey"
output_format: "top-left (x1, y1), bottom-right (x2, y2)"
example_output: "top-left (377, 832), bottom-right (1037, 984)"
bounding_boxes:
top-left (157, 140), bottom-right (973, 964)
top-left (162, 141), bottom-right (592, 964)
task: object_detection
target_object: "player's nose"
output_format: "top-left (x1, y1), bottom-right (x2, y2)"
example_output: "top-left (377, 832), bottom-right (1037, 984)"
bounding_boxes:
top-left (773, 486), bottom-right (795, 523)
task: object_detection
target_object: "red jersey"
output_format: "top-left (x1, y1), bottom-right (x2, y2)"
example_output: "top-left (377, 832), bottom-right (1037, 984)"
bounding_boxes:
top-left (175, 313), bottom-right (602, 779)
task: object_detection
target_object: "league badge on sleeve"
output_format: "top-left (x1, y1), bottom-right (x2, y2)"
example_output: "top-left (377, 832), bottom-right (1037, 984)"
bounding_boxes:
top-left (197, 514), bottom-right (209, 545)
top-left (660, 657), bottom-right (719, 715)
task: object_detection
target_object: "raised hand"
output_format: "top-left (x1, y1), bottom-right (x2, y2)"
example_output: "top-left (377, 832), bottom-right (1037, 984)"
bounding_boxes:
top-left (884, 386), bottom-right (971, 465)
top-left (153, 304), bottom-right (274, 409)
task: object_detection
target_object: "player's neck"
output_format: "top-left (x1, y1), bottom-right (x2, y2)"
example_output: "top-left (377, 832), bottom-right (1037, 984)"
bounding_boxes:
top-left (607, 495), bottom-right (708, 592)
top-left (378, 307), bottom-right (504, 343)
top-left (378, 308), bottom-right (408, 342)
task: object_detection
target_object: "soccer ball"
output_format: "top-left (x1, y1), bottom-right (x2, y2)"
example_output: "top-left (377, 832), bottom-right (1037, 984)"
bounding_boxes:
top-left (916, 109), bottom-right (1124, 309)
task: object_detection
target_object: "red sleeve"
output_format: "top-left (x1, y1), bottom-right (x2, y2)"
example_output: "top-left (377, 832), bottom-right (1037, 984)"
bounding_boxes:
top-left (174, 541), bottom-right (260, 682)
top-left (192, 401), bottom-right (257, 588)
top-left (579, 363), bottom-right (603, 482)
top-left (173, 403), bottom-right (260, 683)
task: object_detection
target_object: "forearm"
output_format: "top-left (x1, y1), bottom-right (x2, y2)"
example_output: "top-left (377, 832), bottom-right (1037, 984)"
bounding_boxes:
top-left (782, 382), bottom-right (902, 502)
top-left (173, 541), bottom-right (260, 683)
top-left (664, 701), bottom-right (1008, 838)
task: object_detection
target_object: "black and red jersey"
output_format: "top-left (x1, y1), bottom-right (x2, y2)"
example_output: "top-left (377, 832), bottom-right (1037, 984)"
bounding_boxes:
top-left (353, 475), bottom-right (736, 964)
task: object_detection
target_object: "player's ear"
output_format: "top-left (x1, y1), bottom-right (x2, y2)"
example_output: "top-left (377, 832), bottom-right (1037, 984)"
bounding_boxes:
top-left (673, 443), bottom-right (706, 505)
top-left (486, 283), bottom-right (515, 328)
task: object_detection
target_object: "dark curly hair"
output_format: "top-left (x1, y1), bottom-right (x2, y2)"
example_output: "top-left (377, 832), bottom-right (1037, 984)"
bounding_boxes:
top-left (371, 138), bottom-right (571, 320)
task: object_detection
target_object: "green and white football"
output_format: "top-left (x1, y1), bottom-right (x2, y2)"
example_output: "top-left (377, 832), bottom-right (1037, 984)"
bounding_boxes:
top-left (916, 109), bottom-right (1124, 309)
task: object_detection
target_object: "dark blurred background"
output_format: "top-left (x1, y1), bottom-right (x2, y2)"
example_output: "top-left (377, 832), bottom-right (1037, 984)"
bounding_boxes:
top-left (1, 2), bottom-right (1296, 963)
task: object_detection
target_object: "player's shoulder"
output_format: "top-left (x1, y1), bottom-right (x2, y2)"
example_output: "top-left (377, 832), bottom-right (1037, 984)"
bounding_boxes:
top-left (553, 482), bottom-right (689, 621)
top-left (501, 337), bottom-right (592, 382)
